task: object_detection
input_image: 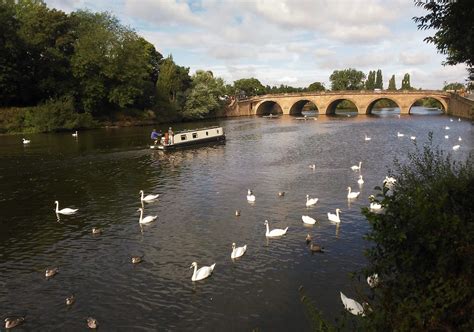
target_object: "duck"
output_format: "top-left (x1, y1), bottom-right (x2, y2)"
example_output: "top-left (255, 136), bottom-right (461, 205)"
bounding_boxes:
top-left (66, 294), bottom-right (75, 306)
top-left (45, 267), bottom-right (59, 278)
top-left (246, 189), bottom-right (256, 202)
top-left (278, 191), bottom-right (285, 197)
top-left (22, 138), bottom-right (30, 144)
top-left (364, 134), bottom-right (371, 141)
top-left (302, 215), bottom-right (317, 225)
top-left (87, 317), bottom-right (98, 329)
top-left (305, 195), bottom-right (318, 207)
top-left (357, 175), bottom-right (364, 185)
top-left (350, 162), bottom-right (362, 171)
top-left (231, 243), bottom-right (247, 259)
top-left (4, 317), bottom-right (25, 329)
top-left (137, 208), bottom-right (157, 224)
top-left (367, 273), bottom-right (379, 288)
top-left (397, 132), bottom-right (404, 137)
top-left (190, 262), bottom-right (216, 281)
top-left (235, 210), bottom-right (241, 217)
top-left (410, 136), bottom-right (416, 140)
top-left (305, 234), bottom-right (312, 245)
top-left (340, 292), bottom-right (365, 316)
top-left (91, 227), bottom-right (101, 235)
top-left (327, 209), bottom-right (341, 223)
top-left (309, 242), bottom-right (324, 253)
top-left (264, 220), bottom-right (288, 237)
top-left (309, 164), bottom-right (316, 170)
top-left (347, 186), bottom-right (360, 199)
top-left (139, 190), bottom-right (159, 202)
top-left (54, 201), bottom-right (78, 215)
top-left (72, 130), bottom-right (78, 137)
top-left (452, 145), bottom-right (460, 151)
top-left (131, 255), bottom-right (143, 264)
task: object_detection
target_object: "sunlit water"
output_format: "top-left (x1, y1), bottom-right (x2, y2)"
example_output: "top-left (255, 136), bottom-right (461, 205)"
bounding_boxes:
top-left (0, 111), bottom-right (472, 331)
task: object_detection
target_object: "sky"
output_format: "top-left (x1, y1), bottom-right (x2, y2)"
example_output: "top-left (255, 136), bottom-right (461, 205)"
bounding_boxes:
top-left (44, 0), bottom-right (469, 90)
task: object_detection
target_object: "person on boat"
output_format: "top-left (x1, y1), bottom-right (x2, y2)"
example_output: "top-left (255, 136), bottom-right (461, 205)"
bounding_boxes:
top-left (168, 127), bottom-right (174, 145)
top-left (150, 129), bottom-right (162, 145)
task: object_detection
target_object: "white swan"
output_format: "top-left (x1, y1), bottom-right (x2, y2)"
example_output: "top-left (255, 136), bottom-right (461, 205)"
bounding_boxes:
top-left (410, 136), bottom-right (416, 140)
top-left (302, 215), bottom-right (316, 225)
top-left (383, 176), bottom-right (396, 189)
top-left (367, 273), bottom-right (379, 288)
top-left (340, 292), bottom-right (365, 316)
top-left (264, 220), bottom-right (288, 237)
top-left (72, 131), bottom-right (78, 137)
top-left (305, 195), bottom-right (318, 207)
top-left (450, 118), bottom-right (453, 122)
top-left (190, 262), bottom-right (215, 281)
top-left (139, 190), bottom-right (159, 202)
top-left (347, 186), bottom-right (360, 199)
top-left (458, 118), bottom-right (461, 122)
top-left (397, 132), bottom-right (404, 137)
top-left (458, 136), bottom-right (462, 142)
top-left (22, 138), bottom-right (30, 144)
top-left (327, 209), bottom-right (341, 223)
top-left (137, 208), bottom-right (157, 224)
top-left (54, 201), bottom-right (78, 215)
top-left (231, 243), bottom-right (247, 259)
top-left (445, 126), bottom-right (450, 130)
top-left (452, 145), bottom-right (460, 151)
top-left (350, 162), bottom-right (362, 171)
top-left (364, 134), bottom-right (371, 141)
top-left (247, 189), bottom-right (256, 202)
top-left (444, 135), bottom-right (449, 139)
top-left (370, 202), bottom-right (382, 210)
top-left (357, 175), bottom-right (364, 185)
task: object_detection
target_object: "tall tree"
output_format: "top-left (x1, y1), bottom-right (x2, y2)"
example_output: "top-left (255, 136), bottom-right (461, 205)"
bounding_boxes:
top-left (330, 68), bottom-right (366, 91)
top-left (414, 0), bottom-right (474, 83)
top-left (233, 78), bottom-right (265, 97)
top-left (365, 71), bottom-right (375, 90)
top-left (388, 75), bottom-right (397, 90)
top-left (155, 55), bottom-right (191, 106)
top-left (401, 73), bottom-right (412, 90)
top-left (307, 81), bottom-right (325, 92)
top-left (375, 69), bottom-right (383, 89)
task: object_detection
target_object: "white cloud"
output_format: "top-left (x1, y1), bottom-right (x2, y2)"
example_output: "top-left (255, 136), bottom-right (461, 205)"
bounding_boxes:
top-left (399, 51), bottom-right (430, 65)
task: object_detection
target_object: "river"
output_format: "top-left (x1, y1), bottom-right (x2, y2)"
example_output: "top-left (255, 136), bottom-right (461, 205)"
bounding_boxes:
top-left (0, 110), bottom-right (472, 331)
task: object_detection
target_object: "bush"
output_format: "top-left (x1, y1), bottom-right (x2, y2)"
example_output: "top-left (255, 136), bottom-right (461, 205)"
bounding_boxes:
top-left (362, 136), bottom-right (473, 331)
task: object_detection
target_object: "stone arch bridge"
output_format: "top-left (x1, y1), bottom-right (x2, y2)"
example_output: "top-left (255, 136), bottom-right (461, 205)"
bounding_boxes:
top-left (226, 90), bottom-right (473, 119)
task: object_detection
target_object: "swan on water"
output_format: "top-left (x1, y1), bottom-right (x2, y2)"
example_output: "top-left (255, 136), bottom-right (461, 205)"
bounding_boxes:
top-left (137, 208), bottom-right (157, 224)
top-left (357, 175), bottom-right (364, 185)
top-left (190, 261), bottom-right (216, 281)
top-left (347, 187), bottom-right (360, 199)
top-left (72, 131), bottom-right (78, 137)
top-left (458, 136), bottom-right (462, 142)
top-left (231, 243), bottom-right (247, 259)
top-left (305, 195), bottom-right (318, 207)
top-left (247, 189), bottom-right (256, 202)
top-left (410, 136), bottom-right (416, 140)
top-left (444, 135), bottom-right (449, 139)
top-left (367, 273), bottom-right (379, 288)
top-left (264, 220), bottom-right (288, 237)
top-left (364, 134), bottom-right (371, 141)
top-left (302, 215), bottom-right (317, 225)
top-left (383, 176), bottom-right (396, 190)
top-left (450, 118), bottom-right (453, 122)
top-left (4, 317), bottom-right (25, 329)
top-left (397, 132), bottom-right (404, 137)
top-left (350, 162), bottom-right (362, 171)
top-left (139, 190), bottom-right (159, 202)
top-left (445, 126), bottom-right (450, 130)
top-left (452, 145), bottom-right (460, 151)
top-left (22, 138), bottom-right (30, 144)
top-left (340, 292), bottom-right (365, 316)
top-left (54, 201), bottom-right (78, 215)
top-left (458, 118), bottom-right (461, 122)
top-left (327, 209), bottom-right (341, 223)
top-left (309, 164), bottom-right (316, 170)
top-left (370, 202), bottom-right (382, 210)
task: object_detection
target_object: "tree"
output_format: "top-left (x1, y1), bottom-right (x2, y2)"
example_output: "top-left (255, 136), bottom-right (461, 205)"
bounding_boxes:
top-left (233, 78), bottom-right (265, 97)
top-left (414, 1), bottom-right (474, 83)
top-left (182, 70), bottom-right (226, 120)
top-left (362, 137), bottom-right (473, 330)
top-left (401, 73), bottom-right (412, 90)
top-left (330, 68), bottom-right (366, 91)
top-left (388, 75), bottom-right (396, 91)
top-left (365, 71), bottom-right (375, 90)
top-left (375, 69), bottom-right (383, 89)
top-left (443, 82), bottom-right (465, 91)
top-left (307, 81), bottom-right (325, 92)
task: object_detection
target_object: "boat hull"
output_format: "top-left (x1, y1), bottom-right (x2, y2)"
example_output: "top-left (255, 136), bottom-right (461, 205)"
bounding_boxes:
top-left (155, 135), bottom-right (225, 150)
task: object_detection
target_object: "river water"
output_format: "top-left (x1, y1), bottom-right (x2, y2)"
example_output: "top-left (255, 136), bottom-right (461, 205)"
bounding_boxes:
top-left (0, 110), bottom-right (472, 331)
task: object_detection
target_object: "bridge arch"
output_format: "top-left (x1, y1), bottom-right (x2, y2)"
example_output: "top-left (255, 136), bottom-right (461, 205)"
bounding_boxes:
top-left (326, 98), bottom-right (359, 115)
top-left (255, 100), bottom-right (283, 116)
top-left (289, 99), bottom-right (319, 116)
top-left (366, 97), bottom-right (401, 115)
top-left (408, 96), bottom-right (447, 114)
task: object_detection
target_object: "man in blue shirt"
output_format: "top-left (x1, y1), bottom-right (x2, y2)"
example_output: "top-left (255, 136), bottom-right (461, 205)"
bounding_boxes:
top-left (150, 129), bottom-right (161, 144)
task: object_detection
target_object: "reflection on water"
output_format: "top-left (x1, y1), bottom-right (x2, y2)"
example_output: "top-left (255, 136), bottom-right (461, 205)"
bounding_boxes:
top-left (0, 114), bottom-right (472, 330)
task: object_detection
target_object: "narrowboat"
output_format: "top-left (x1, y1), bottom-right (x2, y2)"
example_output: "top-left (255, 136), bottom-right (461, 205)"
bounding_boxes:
top-left (151, 126), bottom-right (225, 150)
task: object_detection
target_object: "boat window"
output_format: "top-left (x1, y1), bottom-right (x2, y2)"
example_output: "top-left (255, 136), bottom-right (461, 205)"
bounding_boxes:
top-left (192, 133), bottom-right (198, 139)
top-left (181, 134), bottom-right (186, 140)
top-left (206, 131), bottom-right (209, 136)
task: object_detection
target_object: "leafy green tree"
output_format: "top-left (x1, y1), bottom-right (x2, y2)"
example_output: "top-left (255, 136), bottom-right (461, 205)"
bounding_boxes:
top-left (375, 69), bottom-right (383, 89)
top-left (414, 0), bottom-right (474, 83)
top-left (233, 78), bottom-right (266, 97)
top-left (401, 73), bottom-right (412, 90)
top-left (307, 81), bottom-right (325, 92)
top-left (156, 55), bottom-right (191, 104)
top-left (443, 82), bottom-right (465, 91)
top-left (365, 71), bottom-right (375, 90)
top-left (362, 137), bottom-right (473, 331)
top-left (388, 75), bottom-right (396, 90)
top-left (182, 70), bottom-right (225, 120)
top-left (330, 68), bottom-right (366, 90)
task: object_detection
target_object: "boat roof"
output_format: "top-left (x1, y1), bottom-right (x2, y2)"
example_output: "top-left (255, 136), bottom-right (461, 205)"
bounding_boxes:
top-left (174, 126), bottom-right (223, 135)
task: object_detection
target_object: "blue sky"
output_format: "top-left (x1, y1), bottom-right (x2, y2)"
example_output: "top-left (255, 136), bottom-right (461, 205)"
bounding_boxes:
top-left (45, 0), bottom-right (469, 89)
